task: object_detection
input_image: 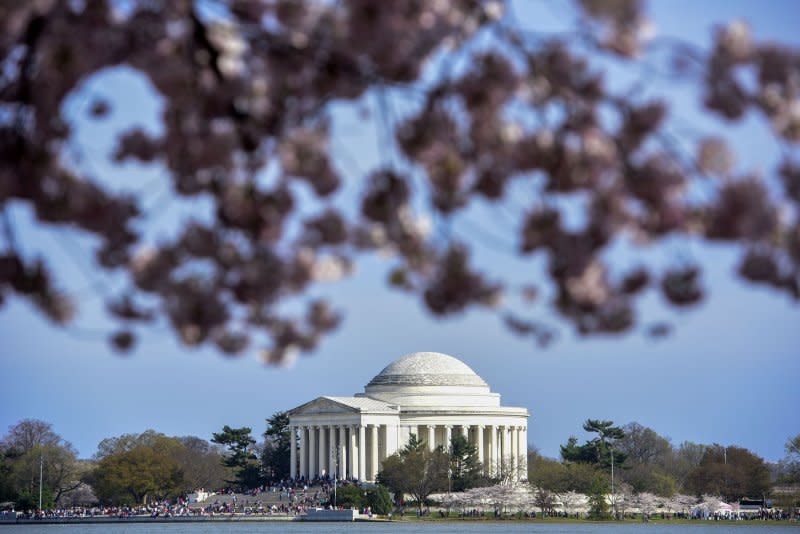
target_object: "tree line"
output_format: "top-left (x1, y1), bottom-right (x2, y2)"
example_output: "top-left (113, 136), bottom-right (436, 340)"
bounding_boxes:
top-left (375, 419), bottom-right (799, 516)
top-left (1, 416), bottom-right (798, 513)
top-left (0, 420), bottom-right (232, 507)
top-left (529, 420), bottom-right (799, 518)
top-left (0, 414), bottom-right (292, 507)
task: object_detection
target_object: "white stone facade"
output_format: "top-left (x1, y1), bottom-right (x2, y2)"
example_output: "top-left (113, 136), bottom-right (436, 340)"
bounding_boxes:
top-left (287, 352), bottom-right (529, 482)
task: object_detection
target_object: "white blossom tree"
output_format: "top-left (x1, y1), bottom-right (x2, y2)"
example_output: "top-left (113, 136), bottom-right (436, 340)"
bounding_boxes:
top-left (533, 486), bottom-right (557, 514)
top-left (665, 493), bottom-right (697, 517)
top-left (557, 490), bottom-right (585, 517)
top-left (632, 491), bottom-right (660, 519)
top-left (693, 494), bottom-right (726, 518)
top-left (476, 483), bottom-right (533, 515)
top-left (611, 481), bottom-right (634, 518)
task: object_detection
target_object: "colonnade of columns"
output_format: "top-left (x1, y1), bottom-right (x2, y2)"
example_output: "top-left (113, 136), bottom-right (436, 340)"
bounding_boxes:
top-left (407, 423), bottom-right (527, 478)
top-left (290, 424), bottom-right (385, 481)
top-left (290, 422), bottom-right (528, 481)
top-left (465, 423), bottom-right (528, 479)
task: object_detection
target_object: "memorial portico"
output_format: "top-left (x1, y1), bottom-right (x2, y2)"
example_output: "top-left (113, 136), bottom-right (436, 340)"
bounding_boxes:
top-left (288, 352), bottom-right (529, 482)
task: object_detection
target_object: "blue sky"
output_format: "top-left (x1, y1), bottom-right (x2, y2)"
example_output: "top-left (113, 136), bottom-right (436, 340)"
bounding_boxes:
top-left (1, 0), bottom-right (798, 463)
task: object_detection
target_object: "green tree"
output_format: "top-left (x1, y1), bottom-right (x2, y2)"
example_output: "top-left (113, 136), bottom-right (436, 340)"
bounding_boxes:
top-left (0, 454), bottom-right (14, 504)
top-left (211, 426), bottom-right (260, 489)
top-left (330, 484), bottom-right (365, 509)
top-left (586, 472), bottom-right (611, 520)
top-left (564, 463), bottom-right (605, 494)
top-left (616, 423), bottom-right (677, 496)
top-left (527, 449), bottom-right (604, 494)
top-left (623, 464), bottom-right (677, 497)
top-left (561, 436), bottom-right (598, 464)
top-left (15, 487), bottom-right (54, 511)
top-left (448, 433), bottom-right (486, 491)
top-left (88, 445), bottom-right (184, 504)
top-left (778, 434), bottom-right (800, 485)
top-left (583, 419), bottom-right (626, 470)
top-left (561, 420), bottom-right (626, 470)
top-left (685, 445), bottom-right (771, 501)
top-left (528, 451), bottom-right (568, 493)
top-left (95, 429), bottom-right (183, 459)
top-left (377, 434), bottom-right (449, 512)
top-left (0, 419), bottom-right (82, 507)
top-left (788, 435), bottom-right (800, 457)
top-left (86, 430), bottom-right (226, 503)
top-left (665, 441), bottom-right (707, 491)
top-left (262, 412), bottom-right (291, 481)
top-left (174, 436), bottom-right (230, 491)
top-left (618, 423), bottom-right (672, 466)
top-left (366, 485), bottom-right (393, 515)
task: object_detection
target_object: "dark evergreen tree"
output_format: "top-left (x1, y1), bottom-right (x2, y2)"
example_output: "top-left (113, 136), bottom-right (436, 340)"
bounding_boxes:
top-left (406, 433), bottom-right (425, 453)
top-left (211, 426), bottom-right (260, 490)
top-left (0, 454), bottom-right (14, 504)
top-left (448, 434), bottom-right (486, 491)
top-left (561, 419), bottom-right (626, 471)
top-left (328, 484), bottom-right (364, 509)
top-left (366, 485), bottom-right (393, 515)
top-left (261, 412), bottom-right (291, 482)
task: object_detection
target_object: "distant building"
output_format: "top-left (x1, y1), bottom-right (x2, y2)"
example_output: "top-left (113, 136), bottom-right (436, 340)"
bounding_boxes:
top-left (288, 351), bottom-right (529, 482)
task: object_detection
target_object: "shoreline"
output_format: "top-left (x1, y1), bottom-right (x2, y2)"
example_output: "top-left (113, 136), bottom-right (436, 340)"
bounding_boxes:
top-left (2, 516), bottom-right (797, 527)
top-left (4, 516), bottom-right (296, 525)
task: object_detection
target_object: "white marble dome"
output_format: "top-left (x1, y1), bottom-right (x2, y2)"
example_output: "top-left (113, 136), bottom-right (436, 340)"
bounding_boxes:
top-left (366, 351), bottom-right (488, 387)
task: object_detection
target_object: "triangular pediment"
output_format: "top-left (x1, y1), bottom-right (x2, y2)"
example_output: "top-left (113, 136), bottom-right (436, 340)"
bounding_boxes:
top-left (289, 397), bottom-right (360, 416)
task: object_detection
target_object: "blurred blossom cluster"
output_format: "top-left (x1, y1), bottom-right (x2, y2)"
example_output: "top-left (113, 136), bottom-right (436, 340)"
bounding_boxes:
top-left (0, 0), bottom-right (798, 362)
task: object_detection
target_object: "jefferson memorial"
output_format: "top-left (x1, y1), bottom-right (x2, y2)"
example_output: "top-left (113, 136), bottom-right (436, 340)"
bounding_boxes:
top-left (287, 351), bottom-right (529, 482)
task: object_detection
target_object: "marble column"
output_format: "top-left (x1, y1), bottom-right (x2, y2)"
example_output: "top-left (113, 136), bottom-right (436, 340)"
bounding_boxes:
top-left (349, 425), bottom-right (358, 480)
top-left (384, 424), bottom-right (396, 457)
top-left (445, 425), bottom-right (452, 451)
top-left (521, 426), bottom-right (528, 477)
top-left (427, 425), bottom-right (435, 451)
top-left (370, 425), bottom-right (379, 481)
top-left (476, 425), bottom-right (484, 473)
top-left (489, 425), bottom-right (497, 477)
top-left (299, 426), bottom-right (308, 479)
top-left (329, 426), bottom-right (337, 478)
top-left (290, 425), bottom-right (297, 479)
top-left (510, 426), bottom-right (518, 480)
top-left (308, 425), bottom-right (317, 478)
top-left (318, 425), bottom-right (327, 478)
top-left (460, 425), bottom-right (468, 439)
top-left (398, 425), bottom-right (409, 450)
top-left (358, 425), bottom-right (366, 481)
top-left (503, 426), bottom-right (511, 476)
top-left (338, 426), bottom-right (347, 480)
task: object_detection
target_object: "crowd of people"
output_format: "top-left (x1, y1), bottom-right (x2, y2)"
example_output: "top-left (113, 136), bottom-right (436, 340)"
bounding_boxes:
top-left (3, 477), bottom-right (797, 523)
top-left (4, 477), bottom-right (370, 521)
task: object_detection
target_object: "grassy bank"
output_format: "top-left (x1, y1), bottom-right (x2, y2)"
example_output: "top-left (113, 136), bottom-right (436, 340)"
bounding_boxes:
top-left (393, 514), bottom-right (799, 527)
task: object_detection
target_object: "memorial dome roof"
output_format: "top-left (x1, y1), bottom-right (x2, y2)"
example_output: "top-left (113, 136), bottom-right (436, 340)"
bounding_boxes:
top-left (366, 351), bottom-right (488, 387)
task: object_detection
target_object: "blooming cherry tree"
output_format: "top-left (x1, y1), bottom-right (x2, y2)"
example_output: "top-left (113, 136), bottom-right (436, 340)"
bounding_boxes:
top-left (1, 1), bottom-right (798, 361)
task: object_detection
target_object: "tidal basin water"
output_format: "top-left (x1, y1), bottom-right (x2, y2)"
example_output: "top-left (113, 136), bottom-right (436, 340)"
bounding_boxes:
top-left (1, 523), bottom-right (799, 534)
